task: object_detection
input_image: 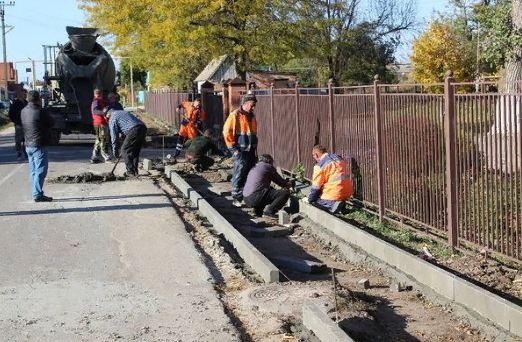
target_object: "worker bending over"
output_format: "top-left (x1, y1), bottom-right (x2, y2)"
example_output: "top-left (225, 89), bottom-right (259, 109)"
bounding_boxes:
top-left (184, 129), bottom-right (224, 172)
top-left (107, 110), bottom-right (147, 177)
top-left (307, 145), bottom-right (353, 213)
top-left (174, 97), bottom-right (206, 158)
top-left (243, 154), bottom-right (291, 218)
top-left (223, 92), bottom-right (258, 207)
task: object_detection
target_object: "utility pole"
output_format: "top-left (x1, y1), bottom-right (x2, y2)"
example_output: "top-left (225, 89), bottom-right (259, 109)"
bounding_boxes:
top-left (28, 58), bottom-right (36, 90)
top-left (130, 60), bottom-right (134, 109)
top-left (1, 1), bottom-right (14, 101)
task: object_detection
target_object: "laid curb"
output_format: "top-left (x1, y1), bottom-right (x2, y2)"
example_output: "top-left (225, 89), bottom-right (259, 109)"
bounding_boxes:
top-left (302, 303), bottom-right (354, 342)
top-left (300, 201), bottom-right (522, 337)
top-left (166, 166), bottom-right (280, 283)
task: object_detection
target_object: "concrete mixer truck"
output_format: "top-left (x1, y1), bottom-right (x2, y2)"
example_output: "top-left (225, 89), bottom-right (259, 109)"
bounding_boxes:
top-left (43, 26), bottom-right (117, 145)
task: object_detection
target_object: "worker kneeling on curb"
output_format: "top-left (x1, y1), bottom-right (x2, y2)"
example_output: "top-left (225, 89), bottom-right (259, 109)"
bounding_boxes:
top-left (107, 109), bottom-right (147, 178)
top-left (185, 129), bottom-right (225, 172)
top-left (306, 145), bottom-right (353, 214)
top-left (223, 92), bottom-right (258, 207)
top-left (243, 154), bottom-right (291, 219)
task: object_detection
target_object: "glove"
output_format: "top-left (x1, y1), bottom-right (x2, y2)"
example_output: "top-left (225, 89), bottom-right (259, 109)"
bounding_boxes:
top-left (302, 197), bottom-right (309, 203)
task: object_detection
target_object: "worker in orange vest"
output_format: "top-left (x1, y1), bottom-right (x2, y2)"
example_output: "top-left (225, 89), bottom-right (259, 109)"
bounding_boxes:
top-left (307, 145), bottom-right (353, 214)
top-left (223, 92), bottom-right (258, 207)
top-left (174, 97), bottom-right (206, 158)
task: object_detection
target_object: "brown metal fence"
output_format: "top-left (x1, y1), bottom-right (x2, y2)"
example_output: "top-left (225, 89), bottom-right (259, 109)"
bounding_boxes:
top-left (239, 75), bottom-right (522, 263)
top-left (144, 76), bottom-right (522, 263)
top-left (144, 90), bottom-right (194, 128)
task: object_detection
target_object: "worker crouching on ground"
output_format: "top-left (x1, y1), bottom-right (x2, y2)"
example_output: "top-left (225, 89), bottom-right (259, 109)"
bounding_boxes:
top-left (107, 110), bottom-right (147, 177)
top-left (185, 129), bottom-right (225, 172)
top-left (223, 92), bottom-right (258, 207)
top-left (174, 97), bottom-right (206, 158)
top-left (243, 154), bottom-right (291, 218)
top-left (307, 145), bottom-right (353, 214)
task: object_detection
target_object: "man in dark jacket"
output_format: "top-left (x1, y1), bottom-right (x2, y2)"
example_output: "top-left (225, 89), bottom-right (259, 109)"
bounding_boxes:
top-left (107, 110), bottom-right (147, 177)
top-left (184, 129), bottom-right (224, 172)
top-left (243, 154), bottom-right (291, 218)
top-left (21, 91), bottom-right (55, 202)
top-left (8, 89), bottom-right (28, 159)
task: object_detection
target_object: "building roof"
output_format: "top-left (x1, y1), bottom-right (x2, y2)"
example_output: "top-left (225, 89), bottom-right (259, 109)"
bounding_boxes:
top-left (195, 55), bottom-right (231, 82)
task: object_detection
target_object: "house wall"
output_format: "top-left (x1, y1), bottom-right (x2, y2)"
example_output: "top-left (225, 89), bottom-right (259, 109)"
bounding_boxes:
top-left (211, 58), bottom-right (238, 84)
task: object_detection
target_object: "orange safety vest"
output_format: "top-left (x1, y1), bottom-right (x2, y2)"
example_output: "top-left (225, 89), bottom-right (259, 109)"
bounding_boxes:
top-left (222, 108), bottom-right (258, 153)
top-left (178, 102), bottom-right (206, 139)
top-left (311, 154), bottom-right (353, 201)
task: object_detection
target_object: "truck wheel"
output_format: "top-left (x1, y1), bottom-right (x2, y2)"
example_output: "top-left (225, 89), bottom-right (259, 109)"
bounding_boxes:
top-left (49, 131), bottom-right (61, 146)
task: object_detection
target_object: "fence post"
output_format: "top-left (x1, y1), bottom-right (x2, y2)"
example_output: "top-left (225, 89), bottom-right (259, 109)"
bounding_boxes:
top-left (270, 83), bottom-right (276, 159)
top-left (373, 75), bottom-right (385, 223)
top-left (444, 70), bottom-right (459, 248)
top-left (295, 82), bottom-right (301, 164)
top-left (328, 79), bottom-right (335, 152)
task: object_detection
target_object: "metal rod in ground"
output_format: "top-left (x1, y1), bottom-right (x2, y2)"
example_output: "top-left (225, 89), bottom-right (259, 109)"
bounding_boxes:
top-left (332, 268), bottom-right (339, 323)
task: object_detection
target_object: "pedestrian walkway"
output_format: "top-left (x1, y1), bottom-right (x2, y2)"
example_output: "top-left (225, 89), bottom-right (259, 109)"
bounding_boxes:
top-left (0, 128), bottom-right (240, 342)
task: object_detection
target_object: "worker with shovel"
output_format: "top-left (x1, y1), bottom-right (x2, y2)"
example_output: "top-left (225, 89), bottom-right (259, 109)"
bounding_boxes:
top-left (173, 97), bottom-right (206, 158)
top-left (107, 110), bottom-right (147, 178)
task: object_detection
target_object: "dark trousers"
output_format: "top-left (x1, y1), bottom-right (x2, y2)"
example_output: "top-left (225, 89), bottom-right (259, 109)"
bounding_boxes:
top-left (188, 155), bottom-right (215, 171)
top-left (232, 151), bottom-right (256, 200)
top-left (244, 187), bottom-right (290, 216)
top-left (121, 125), bottom-right (147, 175)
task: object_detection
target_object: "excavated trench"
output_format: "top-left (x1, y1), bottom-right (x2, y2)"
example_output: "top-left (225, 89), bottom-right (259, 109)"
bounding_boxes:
top-left (49, 172), bottom-right (126, 184)
top-left (149, 157), bottom-right (490, 342)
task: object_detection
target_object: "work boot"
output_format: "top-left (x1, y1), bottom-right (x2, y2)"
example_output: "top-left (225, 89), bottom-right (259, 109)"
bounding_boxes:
top-left (34, 195), bottom-right (53, 203)
top-left (330, 201), bottom-right (346, 214)
top-left (263, 211), bottom-right (278, 219)
top-left (254, 208), bottom-right (264, 218)
top-left (90, 158), bottom-right (101, 164)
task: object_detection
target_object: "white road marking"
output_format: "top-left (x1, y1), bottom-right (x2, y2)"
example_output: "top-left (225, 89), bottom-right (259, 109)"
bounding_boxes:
top-left (0, 164), bottom-right (24, 188)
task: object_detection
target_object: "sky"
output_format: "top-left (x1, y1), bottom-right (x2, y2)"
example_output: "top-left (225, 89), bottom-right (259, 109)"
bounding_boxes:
top-left (7, 0), bottom-right (447, 83)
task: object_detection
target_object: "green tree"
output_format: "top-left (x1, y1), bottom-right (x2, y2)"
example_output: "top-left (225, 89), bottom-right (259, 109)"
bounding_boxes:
top-left (410, 20), bottom-right (476, 91)
top-left (284, 0), bottom-right (417, 84)
top-left (120, 59), bottom-right (147, 89)
top-left (281, 58), bottom-right (329, 87)
top-left (476, 0), bottom-right (522, 90)
top-left (78, 0), bottom-right (297, 86)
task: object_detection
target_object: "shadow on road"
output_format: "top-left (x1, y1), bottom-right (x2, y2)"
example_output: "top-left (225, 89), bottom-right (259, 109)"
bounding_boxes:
top-left (52, 194), bottom-right (165, 202)
top-left (0, 203), bottom-right (172, 217)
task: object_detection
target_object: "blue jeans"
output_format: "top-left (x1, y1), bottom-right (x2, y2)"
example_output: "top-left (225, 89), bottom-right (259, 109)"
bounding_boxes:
top-left (231, 151), bottom-right (256, 200)
top-left (317, 198), bottom-right (336, 210)
top-left (26, 146), bottom-right (49, 200)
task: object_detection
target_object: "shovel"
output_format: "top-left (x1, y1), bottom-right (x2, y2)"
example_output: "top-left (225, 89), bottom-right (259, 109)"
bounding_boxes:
top-left (110, 155), bottom-right (122, 175)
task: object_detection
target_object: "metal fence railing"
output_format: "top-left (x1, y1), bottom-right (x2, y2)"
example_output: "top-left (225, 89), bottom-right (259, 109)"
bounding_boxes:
top-left (239, 74), bottom-right (522, 264)
top-left (144, 90), bottom-right (194, 128)
top-left (145, 74), bottom-right (522, 264)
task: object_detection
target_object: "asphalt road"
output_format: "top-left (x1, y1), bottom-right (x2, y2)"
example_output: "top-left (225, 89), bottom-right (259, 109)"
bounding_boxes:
top-left (0, 127), bottom-right (240, 342)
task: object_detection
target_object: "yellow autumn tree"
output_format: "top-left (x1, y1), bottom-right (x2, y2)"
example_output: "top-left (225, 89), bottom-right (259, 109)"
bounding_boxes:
top-left (410, 21), bottom-right (475, 92)
top-left (77, 0), bottom-right (296, 88)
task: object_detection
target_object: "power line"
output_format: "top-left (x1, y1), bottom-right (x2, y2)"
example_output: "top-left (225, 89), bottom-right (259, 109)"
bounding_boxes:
top-left (17, 6), bottom-right (83, 26)
top-left (9, 15), bottom-right (66, 31)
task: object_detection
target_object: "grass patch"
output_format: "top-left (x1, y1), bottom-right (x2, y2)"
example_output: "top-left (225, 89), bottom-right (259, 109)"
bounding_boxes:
top-left (342, 204), bottom-right (464, 261)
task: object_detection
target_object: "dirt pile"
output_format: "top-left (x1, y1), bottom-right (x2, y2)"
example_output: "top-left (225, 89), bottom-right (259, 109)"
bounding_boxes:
top-left (49, 172), bottom-right (126, 184)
